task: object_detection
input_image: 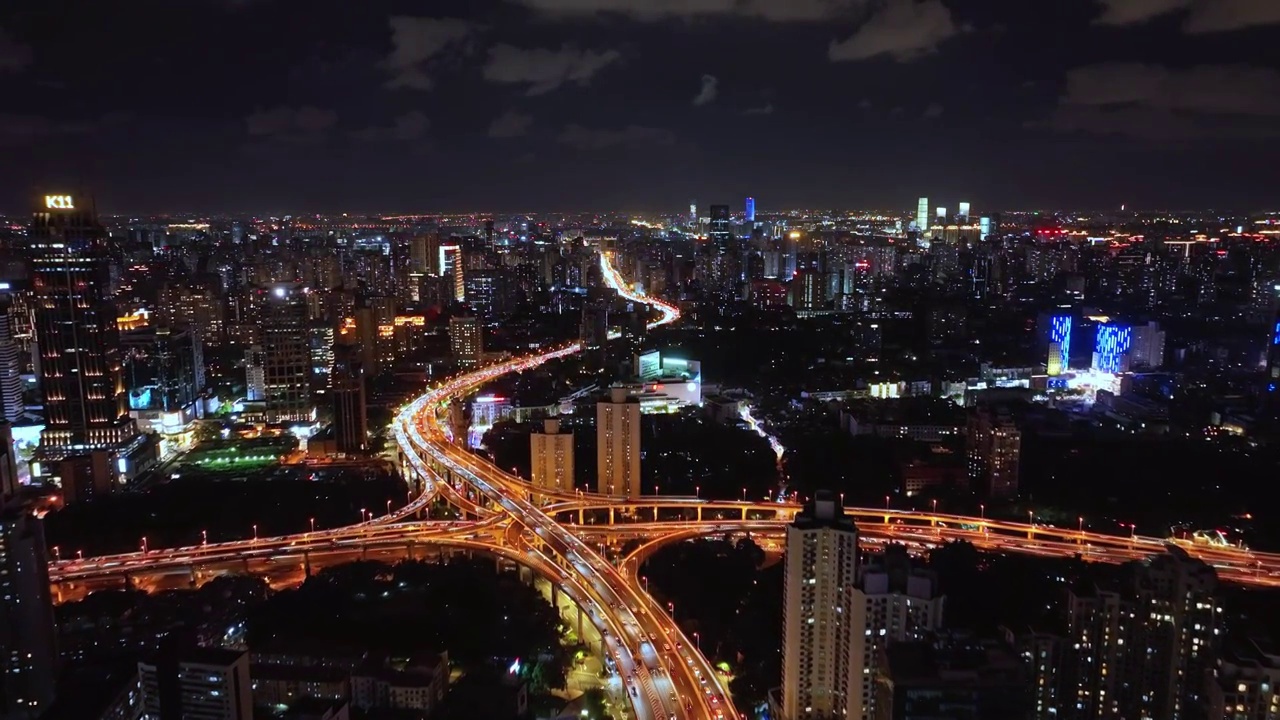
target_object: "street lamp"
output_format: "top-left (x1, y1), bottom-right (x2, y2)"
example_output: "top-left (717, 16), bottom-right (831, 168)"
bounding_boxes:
top-left (693, 631), bottom-right (700, 650)
top-left (695, 486), bottom-right (700, 499)
top-left (52, 546), bottom-right (60, 562)
top-left (979, 503), bottom-right (985, 520)
top-left (741, 487), bottom-right (747, 501)
top-left (310, 517), bottom-right (316, 533)
top-left (253, 524), bottom-right (258, 542)
top-left (140, 536), bottom-right (149, 553)
top-left (386, 499), bottom-right (393, 516)
top-left (201, 530), bottom-right (208, 546)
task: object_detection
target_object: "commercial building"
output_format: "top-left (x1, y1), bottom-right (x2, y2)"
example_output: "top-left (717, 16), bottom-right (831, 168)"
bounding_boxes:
top-left (1092, 323), bottom-right (1133, 374)
top-left (915, 198), bottom-right (929, 236)
top-left (261, 285), bottom-right (313, 424)
top-left (745, 197), bottom-right (756, 224)
top-left (780, 491), bottom-right (860, 720)
top-left (0, 509), bottom-right (58, 718)
top-left (850, 546), bottom-right (944, 720)
top-left (122, 325), bottom-right (205, 437)
top-left (449, 316), bottom-right (483, 368)
top-left (30, 193), bottom-right (154, 492)
top-left (596, 387), bottom-right (640, 497)
top-left (530, 418), bottom-right (574, 494)
top-left (0, 292), bottom-right (25, 423)
top-left (874, 635), bottom-right (1028, 720)
top-left (330, 342), bottom-right (367, 454)
top-left (138, 648), bottom-right (252, 720)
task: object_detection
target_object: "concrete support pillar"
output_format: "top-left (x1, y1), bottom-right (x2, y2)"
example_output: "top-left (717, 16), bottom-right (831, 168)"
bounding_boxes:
top-left (578, 509), bottom-right (584, 525)
top-left (609, 507), bottom-right (615, 525)
top-left (697, 506), bottom-right (702, 522)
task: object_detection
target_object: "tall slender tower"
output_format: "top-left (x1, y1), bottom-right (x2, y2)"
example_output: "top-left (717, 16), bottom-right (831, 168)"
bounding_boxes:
top-left (596, 387), bottom-right (640, 497)
top-left (261, 285), bottom-right (311, 423)
top-left (30, 193), bottom-right (148, 491)
top-left (781, 491), bottom-right (859, 720)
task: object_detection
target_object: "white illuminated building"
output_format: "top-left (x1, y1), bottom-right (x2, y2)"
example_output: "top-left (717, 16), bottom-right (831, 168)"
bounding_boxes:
top-left (596, 387), bottom-right (640, 497)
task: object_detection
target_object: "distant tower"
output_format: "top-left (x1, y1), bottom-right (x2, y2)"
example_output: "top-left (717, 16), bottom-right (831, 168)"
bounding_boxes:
top-left (331, 341), bottom-right (367, 454)
top-left (708, 205), bottom-right (731, 243)
top-left (530, 418), bottom-right (574, 494)
top-left (689, 200), bottom-right (697, 224)
top-left (957, 201), bottom-right (971, 223)
top-left (745, 197), bottom-right (756, 224)
top-left (781, 491), bottom-right (859, 720)
top-left (596, 387), bottom-right (640, 497)
top-left (915, 197), bottom-right (929, 233)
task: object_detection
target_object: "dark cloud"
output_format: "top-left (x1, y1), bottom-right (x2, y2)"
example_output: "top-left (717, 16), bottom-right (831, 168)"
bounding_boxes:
top-left (556, 124), bottom-right (675, 150)
top-left (482, 45), bottom-right (621, 95)
top-left (1044, 63), bottom-right (1280, 139)
top-left (351, 111), bottom-right (429, 142)
top-left (743, 102), bottom-right (774, 116)
top-left (923, 102), bottom-right (944, 118)
top-left (511, 0), bottom-right (863, 22)
top-left (488, 110), bottom-right (534, 138)
top-left (692, 74), bottom-right (718, 107)
top-left (384, 16), bottom-right (473, 90)
top-left (245, 106), bottom-right (338, 141)
top-left (0, 29), bottom-right (31, 73)
top-left (1094, 0), bottom-right (1280, 33)
top-left (829, 0), bottom-right (959, 62)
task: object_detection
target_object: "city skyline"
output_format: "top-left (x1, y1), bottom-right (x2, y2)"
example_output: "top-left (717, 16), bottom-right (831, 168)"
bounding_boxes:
top-left (2, 1), bottom-right (1280, 212)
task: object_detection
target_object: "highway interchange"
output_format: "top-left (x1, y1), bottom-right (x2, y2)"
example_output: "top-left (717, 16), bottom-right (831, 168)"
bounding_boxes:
top-left (45, 251), bottom-right (1280, 720)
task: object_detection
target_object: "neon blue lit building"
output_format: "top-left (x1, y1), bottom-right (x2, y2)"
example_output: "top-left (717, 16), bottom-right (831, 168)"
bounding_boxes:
top-left (1048, 315), bottom-right (1071, 374)
top-left (1093, 324), bottom-right (1132, 374)
top-left (745, 197), bottom-right (756, 223)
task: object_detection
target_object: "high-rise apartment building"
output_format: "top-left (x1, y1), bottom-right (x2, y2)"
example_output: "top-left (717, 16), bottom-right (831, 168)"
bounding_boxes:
top-left (781, 491), bottom-right (860, 720)
top-left (0, 509), bottom-right (58, 718)
top-left (530, 418), bottom-right (574, 493)
top-left (261, 285), bottom-right (312, 423)
top-left (1206, 639), bottom-right (1280, 720)
top-left (138, 648), bottom-right (252, 720)
top-left (1064, 547), bottom-right (1221, 720)
top-left (596, 387), bottom-right (640, 497)
top-left (967, 404), bottom-right (1020, 499)
top-left (30, 193), bottom-right (152, 490)
top-left (850, 546), bottom-right (944, 720)
top-left (449, 316), bottom-right (483, 368)
top-left (745, 197), bottom-right (756, 223)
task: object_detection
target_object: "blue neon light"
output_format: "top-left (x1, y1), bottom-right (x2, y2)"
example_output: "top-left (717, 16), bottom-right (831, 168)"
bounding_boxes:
top-left (1272, 321), bottom-right (1280, 346)
top-left (745, 197), bottom-right (756, 223)
top-left (1050, 315), bottom-right (1072, 366)
top-left (1094, 324), bottom-right (1132, 374)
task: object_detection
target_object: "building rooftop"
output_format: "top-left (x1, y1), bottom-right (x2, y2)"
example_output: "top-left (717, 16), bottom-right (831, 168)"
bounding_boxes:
top-left (790, 489), bottom-right (857, 533)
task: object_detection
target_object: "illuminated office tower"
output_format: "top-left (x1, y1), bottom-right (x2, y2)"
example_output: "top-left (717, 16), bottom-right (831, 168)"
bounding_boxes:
top-left (915, 198), bottom-right (929, 233)
top-left (530, 418), bottom-right (574, 493)
top-left (780, 491), bottom-right (859, 720)
top-left (745, 197), bottom-right (756, 223)
top-left (596, 387), bottom-right (640, 497)
top-left (30, 193), bottom-right (151, 491)
top-left (438, 244), bottom-right (465, 302)
top-left (1047, 315), bottom-right (1072, 376)
top-left (689, 200), bottom-right (697, 224)
top-left (449, 316), bottom-right (483, 368)
top-left (261, 285), bottom-right (312, 423)
top-left (331, 341), bottom-right (367, 454)
top-left (708, 205), bottom-right (731, 243)
top-left (979, 216), bottom-right (992, 241)
top-left (0, 509), bottom-right (57, 719)
top-left (245, 346), bottom-right (266, 401)
top-left (1130, 321), bottom-right (1166, 369)
top-left (935, 207), bottom-right (947, 225)
top-left (957, 201), bottom-right (971, 223)
top-left (1092, 323), bottom-right (1132, 374)
top-left (850, 546), bottom-right (944, 720)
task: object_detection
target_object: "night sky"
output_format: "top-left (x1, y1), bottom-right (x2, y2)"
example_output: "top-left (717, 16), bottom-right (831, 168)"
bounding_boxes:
top-left (1, 0), bottom-right (1278, 214)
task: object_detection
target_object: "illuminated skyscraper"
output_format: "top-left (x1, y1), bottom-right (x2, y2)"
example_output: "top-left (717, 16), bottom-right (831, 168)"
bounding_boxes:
top-left (745, 197), bottom-right (756, 223)
top-left (331, 341), bottom-right (367, 454)
top-left (449, 316), bottom-right (483, 368)
top-left (1092, 323), bottom-right (1132, 374)
top-left (261, 286), bottom-right (312, 423)
top-left (915, 198), bottom-right (929, 233)
top-left (438, 244), bottom-right (465, 302)
top-left (979, 216), bottom-right (992, 241)
top-left (596, 387), bottom-right (640, 497)
top-left (708, 205), bottom-right (731, 243)
top-left (967, 404), bottom-right (1020, 499)
top-left (780, 491), bottom-right (859, 720)
top-left (30, 194), bottom-right (151, 491)
top-left (0, 509), bottom-right (57, 718)
top-left (689, 200), bottom-right (697, 224)
top-left (957, 201), bottom-right (971, 222)
top-left (1047, 315), bottom-right (1072, 376)
top-left (0, 292), bottom-right (25, 423)
top-left (530, 418), bottom-right (574, 493)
